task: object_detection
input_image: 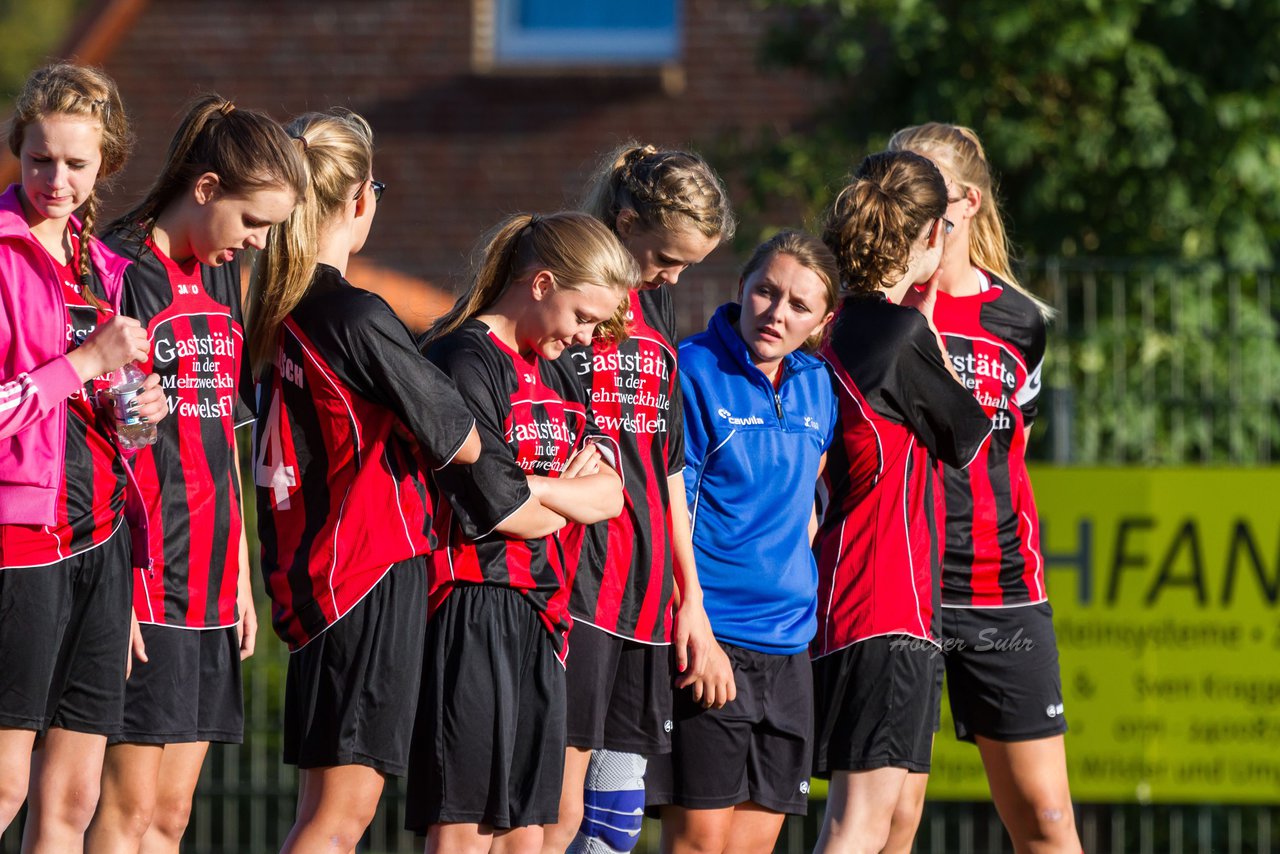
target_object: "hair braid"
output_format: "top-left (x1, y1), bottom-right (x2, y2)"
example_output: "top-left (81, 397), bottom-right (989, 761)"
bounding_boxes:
top-left (75, 192), bottom-right (105, 310)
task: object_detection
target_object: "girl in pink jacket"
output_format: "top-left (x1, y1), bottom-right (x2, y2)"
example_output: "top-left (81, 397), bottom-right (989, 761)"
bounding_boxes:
top-left (0, 64), bottom-right (166, 849)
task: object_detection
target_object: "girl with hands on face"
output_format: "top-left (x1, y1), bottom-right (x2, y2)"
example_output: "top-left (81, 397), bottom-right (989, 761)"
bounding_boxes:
top-left (885, 123), bottom-right (1079, 854)
top-left (811, 151), bottom-right (993, 854)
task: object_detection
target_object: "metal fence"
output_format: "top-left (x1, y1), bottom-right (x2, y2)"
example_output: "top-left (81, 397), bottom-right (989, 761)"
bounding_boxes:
top-left (1029, 259), bottom-right (1280, 466)
top-left (4, 260), bottom-right (1278, 853)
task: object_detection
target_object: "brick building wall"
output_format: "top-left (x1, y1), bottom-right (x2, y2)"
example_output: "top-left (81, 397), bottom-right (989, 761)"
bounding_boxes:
top-left (98, 0), bottom-right (830, 335)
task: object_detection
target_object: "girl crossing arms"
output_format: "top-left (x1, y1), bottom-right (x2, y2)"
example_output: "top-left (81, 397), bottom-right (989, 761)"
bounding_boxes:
top-left (410, 211), bottom-right (631, 854)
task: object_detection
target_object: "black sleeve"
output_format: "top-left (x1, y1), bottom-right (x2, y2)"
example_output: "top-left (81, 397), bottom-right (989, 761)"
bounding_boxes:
top-left (426, 332), bottom-right (533, 539)
top-left (225, 259), bottom-right (256, 427)
top-left (336, 295), bottom-right (476, 468)
top-left (1015, 311), bottom-right (1046, 427)
top-left (642, 286), bottom-right (684, 475)
top-left (883, 313), bottom-right (993, 469)
top-left (983, 285), bottom-right (1047, 427)
top-left (666, 363), bottom-right (685, 476)
top-left (644, 284), bottom-right (679, 343)
top-left (1012, 307), bottom-right (1046, 427)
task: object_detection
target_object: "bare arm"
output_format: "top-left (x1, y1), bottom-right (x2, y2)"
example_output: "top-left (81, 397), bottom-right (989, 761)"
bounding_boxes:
top-left (493, 492), bottom-right (567, 540)
top-left (232, 431), bottom-right (258, 660)
top-left (450, 425), bottom-right (482, 466)
top-left (528, 458), bottom-right (622, 524)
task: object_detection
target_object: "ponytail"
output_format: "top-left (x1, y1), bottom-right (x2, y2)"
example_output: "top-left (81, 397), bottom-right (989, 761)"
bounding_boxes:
top-left (112, 94), bottom-right (306, 240)
top-left (427, 211), bottom-right (639, 346)
top-left (429, 216), bottom-right (532, 343)
top-left (249, 110), bottom-right (372, 373)
top-left (581, 142), bottom-right (735, 241)
top-left (822, 151), bottom-right (947, 295)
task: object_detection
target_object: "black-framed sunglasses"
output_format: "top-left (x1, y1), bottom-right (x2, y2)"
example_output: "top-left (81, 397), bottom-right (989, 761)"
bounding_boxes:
top-left (354, 179), bottom-right (386, 201)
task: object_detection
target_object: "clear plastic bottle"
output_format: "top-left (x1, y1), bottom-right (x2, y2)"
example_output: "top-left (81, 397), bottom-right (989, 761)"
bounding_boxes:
top-left (108, 363), bottom-right (158, 450)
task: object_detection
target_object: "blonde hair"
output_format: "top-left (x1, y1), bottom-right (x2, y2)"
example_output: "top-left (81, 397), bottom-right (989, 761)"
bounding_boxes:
top-left (888, 122), bottom-right (1053, 318)
top-left (823, 151), bottom-right (947, 296)
top-left (582, 142), bottom-right (736, 242)
top-left (740, 230), bottom-right (839, 352)
top-left (7, 63), bottom-right (132, 307)
top-left (113, 94), bottom-right (306, 240)
top-left (249, 110), bottom-right (374, 372)
top-left (428, 211), bottom-right (639, 345)
top-left (581, 143), bottom-right (735, 338)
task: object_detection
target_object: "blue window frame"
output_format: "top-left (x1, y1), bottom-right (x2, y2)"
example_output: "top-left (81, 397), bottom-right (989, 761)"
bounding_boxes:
top-left (493, 0), bottom-right (680, 65)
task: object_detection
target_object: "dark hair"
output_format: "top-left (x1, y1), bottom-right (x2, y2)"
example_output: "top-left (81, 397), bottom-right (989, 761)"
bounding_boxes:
top-left (8, 63), bottom-right (132, 305)
top-left (112, 94), bottom-right (306, 237)
top-left (740, 230), bottom-right (839, 352)
top-left (822, 150), bottom-right (946, 295)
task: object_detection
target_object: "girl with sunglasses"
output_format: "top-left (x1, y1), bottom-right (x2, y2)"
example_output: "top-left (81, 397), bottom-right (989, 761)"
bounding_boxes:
top-left (409, 211), bottom-right (631, 854)
top-left (811, 150), bottom-right (992, 854)
top-left (645, 231), bottom-right (838, 854)
top-left (249, 109), bottom-right (484, 852)
top-left (885, 122), bottom-right (1080, 854)
top-left (87, 96), bottom-right (305, 854)
top-left (0, 63), bottom-right (167, 849)
top-left (544, 144), bottom-right (737, 854)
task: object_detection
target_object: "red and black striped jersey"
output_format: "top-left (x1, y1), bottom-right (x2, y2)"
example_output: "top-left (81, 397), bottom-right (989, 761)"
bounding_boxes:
top-left (812, 293), bottom-right (992, 658)
top-left (108, 230), bottom-right (255, 628)
top-left (0, 245), bottom-right (125, 568)
top-left (426, 319), bottom-right (618, 660)
top-left (565, 287), bottom-right (682, 644)
top-left (255, 265), bottom-right (476, 651)
top-left (933, 271), bottom-right (1047, 608)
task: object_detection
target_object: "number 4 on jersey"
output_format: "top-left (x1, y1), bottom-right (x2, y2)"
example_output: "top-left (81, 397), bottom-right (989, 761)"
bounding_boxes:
top-left (255, 385), bottom-right (298, 510)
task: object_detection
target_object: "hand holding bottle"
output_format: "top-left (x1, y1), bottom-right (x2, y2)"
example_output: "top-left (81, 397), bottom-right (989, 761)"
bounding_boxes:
top-left (65, 315), bottom-right (149, 383)
top-left (108, 363), bottom-right (161, 449)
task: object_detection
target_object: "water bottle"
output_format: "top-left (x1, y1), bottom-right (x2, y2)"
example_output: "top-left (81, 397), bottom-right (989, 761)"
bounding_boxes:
top-left (108, 363), bottom-right (158, 450)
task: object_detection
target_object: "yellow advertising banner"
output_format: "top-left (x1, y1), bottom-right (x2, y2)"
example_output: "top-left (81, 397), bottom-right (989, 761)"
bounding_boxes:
top-left (927, 467), bottom-right (1280, 803)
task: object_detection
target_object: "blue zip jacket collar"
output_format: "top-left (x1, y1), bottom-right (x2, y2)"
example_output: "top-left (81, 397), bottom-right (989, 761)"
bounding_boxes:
top-left (708, 302), bottom-right (825, 394)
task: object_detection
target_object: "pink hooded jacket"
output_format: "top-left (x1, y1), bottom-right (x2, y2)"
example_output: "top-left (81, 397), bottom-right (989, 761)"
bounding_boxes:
top-left (0, 184), bottom-right (151, 566)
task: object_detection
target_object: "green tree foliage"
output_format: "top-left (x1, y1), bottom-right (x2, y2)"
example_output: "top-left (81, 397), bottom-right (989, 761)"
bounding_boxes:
top-left (0, 0), bottom-right (86, 102)
top-left (1028, 261), bottom-right (1280, 464)
top-left (738, 0), bottom-right (1280, 266)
